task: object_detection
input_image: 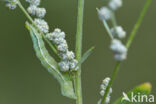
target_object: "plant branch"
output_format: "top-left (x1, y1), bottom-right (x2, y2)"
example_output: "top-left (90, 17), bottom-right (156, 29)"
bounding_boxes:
top-left (17, 0), bottom-right (60, 59)
top-left (75, 0), bottom-right (85, 103)
top-left (101, 0), bottom-right (152, 104)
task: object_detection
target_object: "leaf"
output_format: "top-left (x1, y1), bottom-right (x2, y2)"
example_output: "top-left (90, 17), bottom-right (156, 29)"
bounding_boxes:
top-left (113, 82), bottom-right (152, 104)
top-left (73, 47), bottom-right (94, 70)
top-left (26, 22), bottom-right (76, 99)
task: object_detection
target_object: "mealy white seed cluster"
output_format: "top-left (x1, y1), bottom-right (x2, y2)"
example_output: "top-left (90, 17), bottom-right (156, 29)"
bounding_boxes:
top-left (98, 0), bottom-right (127, 61)
top-left (98, 77), bottom-right (112, 104)
top-left (98, 0), bottom-right (122, 21)
top-left (109, 0), bottom-right (122, 10)
top-left (110, 39), bottom-right (127, 61)
top-left (111, 26), bottom-right (126, 39)
top-left (98, 7), bottom-right (112, 21)
top-left (34, 18), bottom-right (49, 33)
top-left (26, 0), bottom-right (48, 33)
top-left (46, 29), bottom-right (78, 72)
top-left (5, 0), bottom-right (18, 10)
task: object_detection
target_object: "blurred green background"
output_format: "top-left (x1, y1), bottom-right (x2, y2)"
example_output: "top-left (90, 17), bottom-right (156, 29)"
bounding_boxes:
top-left (0, 0), bottom-right (155, 104)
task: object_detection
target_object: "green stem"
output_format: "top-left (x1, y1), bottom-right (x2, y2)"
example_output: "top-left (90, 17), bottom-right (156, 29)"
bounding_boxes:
top-left (102, 20), bottom-right (114, 40)
top-left (101, 0), bottom-right (152, 104)
top-left (75, 0), bottom-right (84, 103)
top-left (126, 0), bottom-right (152, 49)
top-left (17, 0), bottom-right (60, 59)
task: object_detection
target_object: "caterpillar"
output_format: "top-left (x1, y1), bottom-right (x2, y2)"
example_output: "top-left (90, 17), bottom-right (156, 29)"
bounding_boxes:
top-left (26, 22), bottom-right (76, 99)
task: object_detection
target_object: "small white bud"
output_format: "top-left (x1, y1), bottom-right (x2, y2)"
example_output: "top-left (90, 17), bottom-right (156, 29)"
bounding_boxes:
top-left (35, 7), bottom-right (46, 18)
top-left (69, 59), bottom-right (78, 71)
top-left (62, 51), bottom-right (75, 60)
top-left (110, 39), bottom-right (127, 54)
top-left (53, 37), bottom-right (65, 45)
top-left (98, 7), bottom-right (112, 20)
top-left (100, 84), bottom-right (106, 90)
top-left (34, 18), bottom-right (49, 33)
top-left (100, 90), bottom-right (105, 96)
top-left (105, 96), bottom-right (111, 104)
top-left (57, 43), bottom-right (68, 52)
top-left (102, 77), bottom-right (110, 85)
top-left (111, 26), bottom-right (126, 39)
top-left (26, 0), bottom-right (40, 6)
top-left (5, 0), bottom-right (17, 10)
top-left (27, 5), bottom-right (37, 15)
top-left (109, 0), bottom-right (122, 10)
top-left (59, 61), bottom-right (70, 72)
top-left (114, 53), bottom-right (127, 61)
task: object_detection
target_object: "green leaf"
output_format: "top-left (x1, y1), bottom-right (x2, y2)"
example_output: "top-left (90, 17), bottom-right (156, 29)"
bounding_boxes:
top-left (113, 82), bottom-right (152, 104)
top-left (73, 47), bottom-right (94, 70)
top-left (26, 22), bottom-right (76, 99)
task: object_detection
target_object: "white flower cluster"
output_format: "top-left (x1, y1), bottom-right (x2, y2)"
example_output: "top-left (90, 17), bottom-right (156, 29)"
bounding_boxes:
top-left (98, 0), bottom-right (123, 20)
top-left (34, 19), bottom-right (49, 33)
top-left (26, 0), bottom-right (48, 33)
top-left (98, 77), bottom-right (112, 104)
top-left (109, 0), bottom-right (122, 10)
top-left (110, 39), bottom-right (127, 61)
top-left (46, 29), bottom-right (78, 72)
top-left (98, 7), bottom-right (112, 21)
top-left (26, 0), bottom-right (40, 6)
top-left (111, 26), bottom-right (126, 39)
top-left (5, 0), bottom-right (18, 10)
top-left (98, 0), bottom-right (127, 61)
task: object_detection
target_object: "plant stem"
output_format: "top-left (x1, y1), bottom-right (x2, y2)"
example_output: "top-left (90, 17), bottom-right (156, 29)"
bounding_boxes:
top-left (102, 20), bottom-right (114, 40)
top-left (126, 0), bottom-right (152, 49)
top-left (17, 0), bottom-right (60, 59)
top-left (75, 0), bottom-right (85, 103)
top-left (101, 0), bottom-right (152, 104)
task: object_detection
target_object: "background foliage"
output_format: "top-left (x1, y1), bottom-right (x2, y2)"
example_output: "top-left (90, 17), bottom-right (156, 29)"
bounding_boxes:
top-left (0, 0), bottom-right (155, 104)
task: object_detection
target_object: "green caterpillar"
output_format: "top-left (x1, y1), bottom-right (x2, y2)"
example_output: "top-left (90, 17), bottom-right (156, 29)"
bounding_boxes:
top-left (26, 22), bottom-right (76, 99)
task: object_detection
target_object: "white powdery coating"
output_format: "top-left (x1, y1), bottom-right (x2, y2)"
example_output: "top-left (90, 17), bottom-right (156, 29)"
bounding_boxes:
top-left (34, 18), bottom-right (49, 33)
top-left (35, 8), bottom-right (46, 18)
top-left (111, 26), bottom-right (126, 39)
top-left (98, 7), bottom-right (112, 20)
top-left (59, 61), bottom-right (70, 72)
top-left (57, 42), bottom-right (68, 52)
top-left (27, 5), bottom-right (37, 15)
top-left (26, 0), bottom-right (40, 6)
top-left (69, 59), bottom-right (78, 71)
top-left (99, 77), bottom-right (113, 104)
top-left (53, 37), bottom-right (66, 45)
top-left (47, 29), bottom-right (65, 41)
top-left (62, 51), bottom-right (75, 60)
top-left (27, 6), bottom-right (46, 18)
top-left (110, 39), bottom-right (127, 61)
top-left (47, 28), bottom-right (78, 72)
top-left (100, 90), bottom-right (105, 96)
top-left (102, 77), bottom-right (110, 85)
top-left (110, 39), bottom-right (127, 54)
top-left (114, 52), bottom-right (127, 61)
top-left (109, 0), bottom-right (122, 10)
top-left (5, 0), bottom-right (17, 10)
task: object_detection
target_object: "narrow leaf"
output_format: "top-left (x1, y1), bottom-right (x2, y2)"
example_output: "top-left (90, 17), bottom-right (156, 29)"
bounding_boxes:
top-left (113, 82), bottom-right (152, 104)
top-left (73, 47), bottom-right (94, 70)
